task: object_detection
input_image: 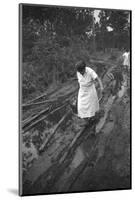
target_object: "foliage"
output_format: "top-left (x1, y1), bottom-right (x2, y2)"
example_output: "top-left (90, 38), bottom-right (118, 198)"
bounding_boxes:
top-left (21, 5), bottom-right (130, 100)
top-left (22, 35), bottom-right (92, 100)
top-left (97, 10), bottom-right (130, 50)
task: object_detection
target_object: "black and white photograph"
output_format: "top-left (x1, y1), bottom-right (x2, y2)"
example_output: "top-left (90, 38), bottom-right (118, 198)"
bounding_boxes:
top-left (19, 3), bottom-right (131, 196)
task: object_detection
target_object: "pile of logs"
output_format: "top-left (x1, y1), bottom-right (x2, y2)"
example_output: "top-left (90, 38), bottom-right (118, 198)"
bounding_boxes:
top-left (22, 60), bottom-right (129, 194)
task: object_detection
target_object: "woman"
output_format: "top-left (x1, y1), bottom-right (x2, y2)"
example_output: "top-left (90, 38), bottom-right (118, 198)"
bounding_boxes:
top-left (76, 60), bottom-right (103, 125)
top-left (122, 48), bottom-right (130, 72)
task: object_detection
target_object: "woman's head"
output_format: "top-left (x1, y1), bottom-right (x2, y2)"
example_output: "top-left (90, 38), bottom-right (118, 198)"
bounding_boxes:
top-left (76, 60), bottom-right (86, 75)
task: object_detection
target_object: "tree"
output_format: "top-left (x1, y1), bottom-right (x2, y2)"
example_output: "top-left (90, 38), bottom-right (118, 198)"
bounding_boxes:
top-left (98, 10), bottom-right (111, 50)
top-left (98, 10), bottom-right (130, 50)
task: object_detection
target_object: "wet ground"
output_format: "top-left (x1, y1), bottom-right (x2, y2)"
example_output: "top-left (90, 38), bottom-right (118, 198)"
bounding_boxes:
top-left (21, 61), bottom-right (131, 195)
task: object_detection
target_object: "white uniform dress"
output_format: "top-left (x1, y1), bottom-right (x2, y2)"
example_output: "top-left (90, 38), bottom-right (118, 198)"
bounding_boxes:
top-left (77, 67), bottom-right (99, 118)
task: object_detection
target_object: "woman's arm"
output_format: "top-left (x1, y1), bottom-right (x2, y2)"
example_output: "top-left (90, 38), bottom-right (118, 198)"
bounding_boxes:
top-left (95, 76), bottom-right (104, 92)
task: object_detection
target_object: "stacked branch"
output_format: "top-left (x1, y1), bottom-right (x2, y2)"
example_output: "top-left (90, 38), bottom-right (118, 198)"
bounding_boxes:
top-left (22, 102), bottom-right (69, 134)
top-left (22, 89), bottom-right (78, 133)
top-left (23, 79), bottom-right (77, 108)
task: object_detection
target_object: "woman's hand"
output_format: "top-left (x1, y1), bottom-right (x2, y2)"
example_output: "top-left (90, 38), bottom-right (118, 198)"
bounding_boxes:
top-left (100, 86), bottom-right (104, 93)
top-left (97, 77), bottom-right (104, 93)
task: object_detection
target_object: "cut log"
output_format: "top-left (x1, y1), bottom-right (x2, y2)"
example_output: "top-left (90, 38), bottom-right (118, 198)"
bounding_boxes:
top-left (23, 82), bottom-right (67, 105)
top-left (39, 110), bottom-right (71, 152)
top-left (59, 123), bottom-right (89, 164)
top-left (90, 59), bottom-right (116, 66)
top-left (22, 99), bottom-right (57, 108)
top-left (25, 92), bottom-right (47, 105)
top-left (22, 88), bottom-right (78, 109)
top-left (23, 78), bottom-right (77, 106)
top-left (22, 107), bottom-right (50, 129)
top-left (22, 91), bottom-right (78, 132)
top-left (96, 95), bottom-right (115, 134)
top-left (22, 102), bottom-right (69, 134)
